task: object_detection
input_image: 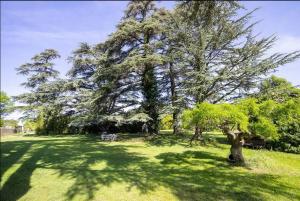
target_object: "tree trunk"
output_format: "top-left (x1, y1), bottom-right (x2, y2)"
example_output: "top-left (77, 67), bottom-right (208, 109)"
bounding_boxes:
top-left (169, 62), bottom-right (180, 135)
top-left (229, 141), bottom-right (244, 163)
top-left (223, 127), bottom-right (245, 164)
top-left (172, 111), bottom-right (180, 135)
top-left (142, 65), bottom-right (159, 134)
top-left (142, 31), bottom-right (159, 134)
top-left (190, 126), bottom-right (204, 145)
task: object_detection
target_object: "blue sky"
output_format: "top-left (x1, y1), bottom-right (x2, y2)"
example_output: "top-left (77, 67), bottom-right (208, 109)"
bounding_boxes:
top-left (1, 1), bottom-right (300, 97)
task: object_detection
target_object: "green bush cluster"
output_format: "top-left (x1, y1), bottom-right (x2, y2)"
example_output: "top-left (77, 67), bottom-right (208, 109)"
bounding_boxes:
top-left (35, 108), bottom-right (71, 135)
top-left (182, 98), bottom-right (300, 154)
top-left (267, 99), bottom-right (300, 153)
top-left (160, 115), bottom-right (173, 130)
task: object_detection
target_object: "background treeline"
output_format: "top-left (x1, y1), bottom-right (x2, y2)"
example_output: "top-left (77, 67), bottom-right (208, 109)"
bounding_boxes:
top-left (10, 1), bottom-right (300, 156)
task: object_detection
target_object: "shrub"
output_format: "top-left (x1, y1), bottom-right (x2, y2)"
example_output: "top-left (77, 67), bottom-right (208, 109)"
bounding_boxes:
top-left (269, 99), bottom-right (300, 153)
top-left (160, 114), bottom-right (173, 130)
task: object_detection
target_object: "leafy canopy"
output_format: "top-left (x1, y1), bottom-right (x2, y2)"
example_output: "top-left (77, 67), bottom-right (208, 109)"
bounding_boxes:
top-left (182, 100), bottom-right (279, 140)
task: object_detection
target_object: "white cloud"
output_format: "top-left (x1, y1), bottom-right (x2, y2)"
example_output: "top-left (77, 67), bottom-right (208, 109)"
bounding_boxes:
top-left (271, 35), bottom-right (300, 53)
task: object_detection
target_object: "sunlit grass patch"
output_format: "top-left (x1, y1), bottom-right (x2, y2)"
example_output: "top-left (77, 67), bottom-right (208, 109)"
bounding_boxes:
top-left (1, 134), bottom-right (300, 201)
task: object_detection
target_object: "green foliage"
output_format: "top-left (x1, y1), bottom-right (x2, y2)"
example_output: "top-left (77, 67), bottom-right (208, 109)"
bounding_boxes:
top-left (0, 91), bottom-right (14, 127)
top-left (269, 99), bottom-right (300, 153)
top-left (65, 42), bottom-right (100, 124)
top-left (236, 97), bottom-right (300, 153)
top-left (15, 49), bottom-right (72, 135)
top-left (174, 2), bottom-right (300, 104)
top-left (35, 109), bottom-right (45, 133)
top-left (1, 119), bottom-right (18, 128)
top-left (182, 102), bottom-right (220, 131)
top-left (0, 91), bottom-right (13, 116)
top-left (251, 117), bottom-right (277, 140)
top-left (236, 98), bottom-right (278, 139)
top-left (182, 100), bottom-right (280, 140)
top-left (16, 49), bottom-right (60, 89)
top-left (255, 76), bottom-right (300, 103)
top-left (0, 91), bottom-right (10, 112)
top-left (160, 114), bottom-right (173, 130)
top-left (92, 1), bottom-right (165, 133)
top-left (14, 2), bottom-right (300, 137)
top-left (216, 103), bottom-right (249, 133)
top-left (35, 108), bottom-right (70, 135)
top-left (182, 102), bottom-right (248, 132)
top-left (243, 76), bottom-right (300, 153)
top-left (24, 120), bottom-right (37, 131)
top-left (127, 113), bottom-right (152, 123)
top-left (235, 97), bottom-right (300, 153)
top-left (237, 98), bottom-right (260, 118)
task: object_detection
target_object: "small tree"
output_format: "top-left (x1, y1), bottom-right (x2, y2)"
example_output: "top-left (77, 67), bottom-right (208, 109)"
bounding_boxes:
top-left (251, 76), bottom-right (300, 153)
top-left (215, 103), bottom-right (249, 163)
top-left (217, 100), bottom-right (278, 164)
top-left (160, 114), bottom-right (173, 130)
top-left (270, 98), bottom-right (300, 153)
top-left (255, 76), bottom-right (300, 103)
top-left (24, 120), bottom-right (37, 132)
top-left (15, 49), bottom-right (68, 134)
top-left (237, 98), bottom-right (278, 139)
top-left (182, 102), bottom-right (219, 145)
top-left (0, 91), bottom-right (13, 127)
top-left (183, 100), bottom-right (279, 164)
top-left (2, 119), bottom-right (18, 128)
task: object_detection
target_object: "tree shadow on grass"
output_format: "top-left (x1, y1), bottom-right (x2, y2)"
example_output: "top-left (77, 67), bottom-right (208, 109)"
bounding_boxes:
top-left (1, 137), bottom-right (299, 201)
top-left (146, 133), bottom-right (229, 151)
top-left (154, 151), bottom-right (300, 200)
top-left (1, 141), bottom-right (32, 178)
top-left (1, 144), bottom-right (49, 201)
top-left (146, 133), bottom-right (190, 147)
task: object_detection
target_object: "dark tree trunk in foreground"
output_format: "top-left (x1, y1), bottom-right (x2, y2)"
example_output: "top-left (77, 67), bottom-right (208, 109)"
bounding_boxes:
top-left (222, 127), bottom-right (245, 164)
top-left (190, 126), bottom-right (204, 145)
top-left (169, 62), bottom-right (180, 135)
top-left (140, 10), bottom-right (160, 134)
top-left (172, 111), bottom-right (180, 135)
top-left (142, 63), bottom-right (159, 134)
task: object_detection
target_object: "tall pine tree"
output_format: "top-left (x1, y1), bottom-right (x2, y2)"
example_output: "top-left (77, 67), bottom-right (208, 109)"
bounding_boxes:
top-left (94, 1), bottom-right (165, 133)
top-left (173, 1), bottom-right (300, 140)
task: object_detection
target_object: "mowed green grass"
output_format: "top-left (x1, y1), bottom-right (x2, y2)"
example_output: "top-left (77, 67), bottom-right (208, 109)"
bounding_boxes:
top-left (1, 133), bottom-right (300, 201)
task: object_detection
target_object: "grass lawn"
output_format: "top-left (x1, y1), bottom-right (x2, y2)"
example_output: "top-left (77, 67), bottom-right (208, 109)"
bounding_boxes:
top-left (1, 132), bottom-right (300, 201)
